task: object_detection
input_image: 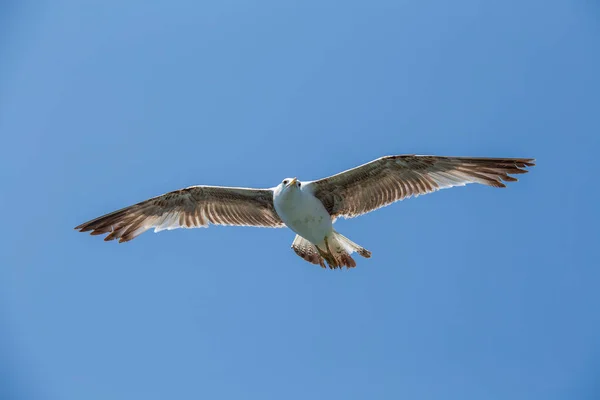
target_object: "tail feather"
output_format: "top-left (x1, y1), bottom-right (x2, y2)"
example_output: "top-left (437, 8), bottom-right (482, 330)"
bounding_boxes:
top-left (314, 231), bottom-right (372, 269)
top-left (291, 235), bottom-right (326, 268)
top-left (333, 231), bottom-right (372, 259)
top-left (291, 231), bottom-right (372, 270)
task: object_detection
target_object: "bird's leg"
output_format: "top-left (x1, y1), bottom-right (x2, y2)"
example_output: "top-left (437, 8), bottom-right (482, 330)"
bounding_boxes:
top-left (323, 236), bottom-right (339, 269)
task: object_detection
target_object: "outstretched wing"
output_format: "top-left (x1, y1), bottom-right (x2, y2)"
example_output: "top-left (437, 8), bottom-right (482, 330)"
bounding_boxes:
top-left (307, 155), bottom-right (535, 219)
top-left (75, 186), bottom-right (284, 242)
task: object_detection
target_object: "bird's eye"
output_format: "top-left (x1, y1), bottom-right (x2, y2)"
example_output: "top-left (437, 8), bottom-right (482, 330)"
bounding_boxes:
top-left (296, 182), bottom-right (300, 187)
top-left (283, 180), bottom-right (288, 185)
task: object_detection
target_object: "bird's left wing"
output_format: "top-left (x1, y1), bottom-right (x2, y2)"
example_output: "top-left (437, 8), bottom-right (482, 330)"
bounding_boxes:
top-left (306, 155), bottom-right (534, 219)
top-left (75, 185), bottom-right (285, 242)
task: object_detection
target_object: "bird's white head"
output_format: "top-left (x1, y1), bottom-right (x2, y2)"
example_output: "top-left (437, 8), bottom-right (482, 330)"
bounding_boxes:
top-left (276, 177), bottom-right (301, 195)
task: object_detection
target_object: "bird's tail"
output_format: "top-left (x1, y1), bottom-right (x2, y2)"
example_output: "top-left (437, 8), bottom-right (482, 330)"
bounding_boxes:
top-left (291, 235), bottom-right (326, 268)
top-left (301, 230), bottom-right (371, 269)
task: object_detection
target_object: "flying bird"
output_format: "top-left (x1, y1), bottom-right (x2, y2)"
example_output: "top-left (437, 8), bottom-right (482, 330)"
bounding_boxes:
top-left (75, 155), bottom-right (534, 269)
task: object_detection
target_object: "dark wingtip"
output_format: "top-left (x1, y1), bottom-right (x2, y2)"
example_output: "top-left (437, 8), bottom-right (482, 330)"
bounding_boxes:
top-left (517, 158), bottom-right (535, 168)
top-left (75, 222), bottom-right (95, 233)
top-left (487, 158), bottom-right (534, 188)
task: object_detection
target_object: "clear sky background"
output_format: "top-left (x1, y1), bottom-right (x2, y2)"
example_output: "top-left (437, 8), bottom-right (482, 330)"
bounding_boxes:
top-left (1, 1), bottom-right (598, 399)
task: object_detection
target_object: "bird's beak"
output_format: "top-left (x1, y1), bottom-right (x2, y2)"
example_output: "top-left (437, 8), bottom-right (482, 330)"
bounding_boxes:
top-left (287, 178), bottom-right (298, 187)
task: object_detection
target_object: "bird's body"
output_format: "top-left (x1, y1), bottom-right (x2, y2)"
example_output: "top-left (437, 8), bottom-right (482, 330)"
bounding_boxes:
top-left (75, 154), bottom-right (535, 269)
top-left (271, 178), bottom-right (365, 268)
top-left (273, 179), bottom-right (332, 246)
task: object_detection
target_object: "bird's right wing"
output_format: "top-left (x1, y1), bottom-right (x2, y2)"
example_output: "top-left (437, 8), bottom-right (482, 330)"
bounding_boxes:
top-left (307, 155), bottom-right (534, 219)
top-left (75, 185), bottom-right (285, 242)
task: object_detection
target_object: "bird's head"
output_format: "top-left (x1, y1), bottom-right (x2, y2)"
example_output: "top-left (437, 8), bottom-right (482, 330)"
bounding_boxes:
top-left (279, 177), bottom-right (301, 193)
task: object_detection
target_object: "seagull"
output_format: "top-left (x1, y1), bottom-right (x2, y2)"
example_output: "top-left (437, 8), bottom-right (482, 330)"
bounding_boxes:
top-left (75, 155), bottom-right (534, 269)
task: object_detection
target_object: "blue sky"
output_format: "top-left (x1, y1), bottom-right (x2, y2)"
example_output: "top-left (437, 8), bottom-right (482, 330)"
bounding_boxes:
top-left (1, 0), bottom-right (599, 399)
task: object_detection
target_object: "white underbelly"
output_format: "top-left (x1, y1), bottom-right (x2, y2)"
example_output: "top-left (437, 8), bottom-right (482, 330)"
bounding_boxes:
top-left (274, 191), bottom-right (333, 245)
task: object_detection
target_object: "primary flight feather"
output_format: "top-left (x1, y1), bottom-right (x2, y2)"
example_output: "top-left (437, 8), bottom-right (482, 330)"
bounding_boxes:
top-left (75, 155), bottom-right (534, 269)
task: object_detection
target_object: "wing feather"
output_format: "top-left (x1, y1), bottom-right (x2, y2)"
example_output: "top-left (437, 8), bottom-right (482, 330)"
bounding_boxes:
top-left (75, 185), bottom-right (284, 242)
top-left (307, 155), bottom-right (534, 219)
